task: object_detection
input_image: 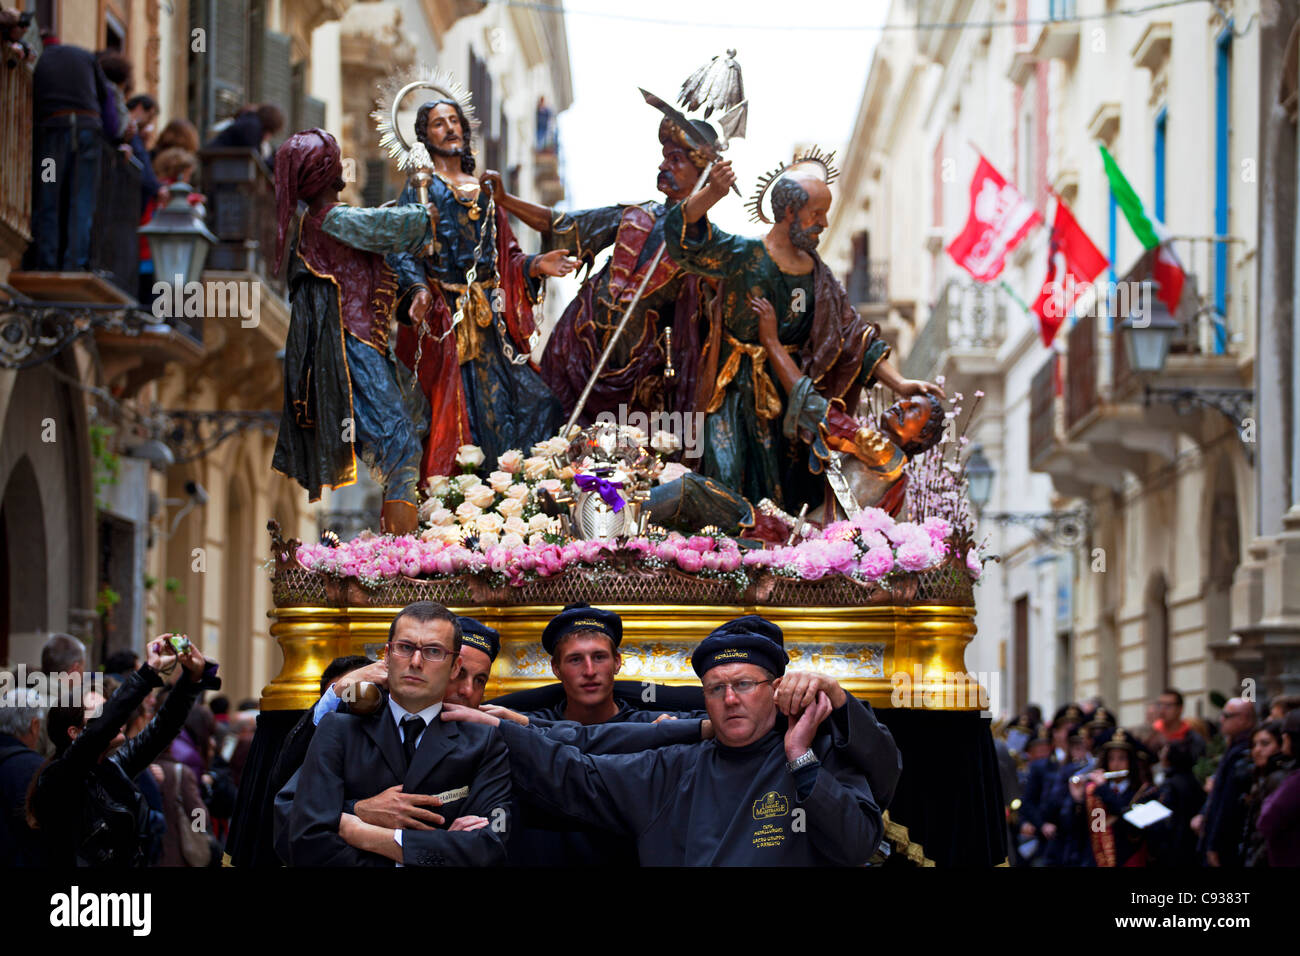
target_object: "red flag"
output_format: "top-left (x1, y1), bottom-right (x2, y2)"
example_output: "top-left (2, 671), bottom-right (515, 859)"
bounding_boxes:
top-left (946, 155), bottom-right (1042, 282)
top-left (1031, 196), bottom-right (1109, 346)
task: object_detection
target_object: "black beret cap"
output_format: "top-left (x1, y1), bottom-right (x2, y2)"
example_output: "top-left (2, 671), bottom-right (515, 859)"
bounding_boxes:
top-left (542, 603), bottom-right (622, 656)
top-left (691, 615), bottom-right (789, 678)
top-left (457, 616), bottom-right (500, 662)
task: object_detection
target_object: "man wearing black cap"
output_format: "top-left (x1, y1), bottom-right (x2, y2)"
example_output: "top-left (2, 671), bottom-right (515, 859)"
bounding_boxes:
top-left (512, 603), bottom-right (697, 726)
top-left (443, 614), bottom-right (892, 865)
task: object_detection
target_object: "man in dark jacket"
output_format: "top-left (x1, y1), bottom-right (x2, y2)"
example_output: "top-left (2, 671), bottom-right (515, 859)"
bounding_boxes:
top-left (444, 615), bottom-right (893, 866)
top-left (1198, 698), bottom-right (1257, 867)
top-left (29, 636), bottom-right (216, 866)
top-left (0, 688), bottom-right (49, 866)
top-left (30, 40), bottom-right (119, 270)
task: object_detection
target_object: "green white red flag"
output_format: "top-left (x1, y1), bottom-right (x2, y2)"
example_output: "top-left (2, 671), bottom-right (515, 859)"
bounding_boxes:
top-left (1098, 144), bottom-right (1185, 313)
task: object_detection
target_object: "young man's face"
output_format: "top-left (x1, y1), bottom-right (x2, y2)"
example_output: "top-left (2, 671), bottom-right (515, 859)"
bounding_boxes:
top-left (386, 617), bottom-right (458, 712)
top-left (1156, 694), bottom-right (1182, 724)
top-left (702, 663), bottom-right (777, 748)
top-left (551, 632), bottom-right (621, 710)
top-left (445, 645), bottom-right (493, 709)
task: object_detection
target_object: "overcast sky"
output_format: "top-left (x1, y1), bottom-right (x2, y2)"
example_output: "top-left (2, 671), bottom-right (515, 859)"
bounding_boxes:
top-left (555, 0), bottom-right (885, 234)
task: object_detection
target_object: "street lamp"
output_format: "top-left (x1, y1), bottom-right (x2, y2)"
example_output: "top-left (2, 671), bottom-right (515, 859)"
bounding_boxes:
top-left (965, 445), bottom-right (994, 510)
top-left (1118, 280), bottom-right (1179, 374)
top-left (138, 182), bottom-right (218, 293)
top-left (965, 445), bottom-right (1089, 547)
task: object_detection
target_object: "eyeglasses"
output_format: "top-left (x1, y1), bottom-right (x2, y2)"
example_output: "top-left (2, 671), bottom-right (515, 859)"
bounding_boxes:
top-left (387, 640), bottom-right (453, 663)
top-left (702, 678), bottom-right (773, 700)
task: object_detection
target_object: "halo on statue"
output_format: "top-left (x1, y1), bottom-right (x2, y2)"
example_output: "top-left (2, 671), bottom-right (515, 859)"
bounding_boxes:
top-left (746, 146), bottom-right (840, 224)
top-left (371, 64), bottom-right (478, 171)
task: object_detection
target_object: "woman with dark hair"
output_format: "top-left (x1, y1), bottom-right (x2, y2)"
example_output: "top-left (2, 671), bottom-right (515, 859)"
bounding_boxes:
top-left (1244, 719), bottom-right (1294, 866)
top-left (27, 636), bottom-right (218, 867)
top-left (1147, 739), bottom-right (1202, 866)
top-left (151, 118), bottom-right (200, 159)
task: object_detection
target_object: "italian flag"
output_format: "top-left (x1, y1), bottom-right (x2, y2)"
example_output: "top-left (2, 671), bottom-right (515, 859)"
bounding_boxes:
top-left (1099, 144), bottom-right (1185, 314)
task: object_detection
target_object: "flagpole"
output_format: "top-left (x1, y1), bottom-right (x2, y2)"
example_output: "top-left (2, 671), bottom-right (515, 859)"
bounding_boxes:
top-left (999, 279), bottom-right (1030, 313)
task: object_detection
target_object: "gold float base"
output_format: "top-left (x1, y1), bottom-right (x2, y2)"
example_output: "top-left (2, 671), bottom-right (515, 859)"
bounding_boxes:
top-left (262, 603), bottom-right (984, 712)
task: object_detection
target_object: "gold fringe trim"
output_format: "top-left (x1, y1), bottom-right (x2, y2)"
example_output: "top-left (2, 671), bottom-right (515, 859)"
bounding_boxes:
top-left (877, 810), bottom-right (936, 867)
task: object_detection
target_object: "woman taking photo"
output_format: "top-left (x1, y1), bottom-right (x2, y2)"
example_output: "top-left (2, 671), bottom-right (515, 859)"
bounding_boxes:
top-left (27, 635), bottom-right (219, 867)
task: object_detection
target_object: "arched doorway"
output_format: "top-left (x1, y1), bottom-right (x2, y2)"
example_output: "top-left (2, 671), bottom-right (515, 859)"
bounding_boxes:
top-left (0, 456), bottom-right (49, 662)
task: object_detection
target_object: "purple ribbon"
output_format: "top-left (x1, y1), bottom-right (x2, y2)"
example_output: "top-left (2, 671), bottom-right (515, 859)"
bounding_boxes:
top-left (574, 473), bottom-right (625, 512)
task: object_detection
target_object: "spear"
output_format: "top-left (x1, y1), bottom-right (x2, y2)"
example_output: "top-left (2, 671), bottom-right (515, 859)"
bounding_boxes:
top-left (563, 58), bottom-right (747, 435)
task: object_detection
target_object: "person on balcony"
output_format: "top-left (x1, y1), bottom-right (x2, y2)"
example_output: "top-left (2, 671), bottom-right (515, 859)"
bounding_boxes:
top-left (206, 103), bottom-right (284, 172)
top-left (271, 129), bottom-right (437, 535)
top-left (124, 93), bottom-right (160, 213)
top-left (29, 38), bottom-right (119, 271)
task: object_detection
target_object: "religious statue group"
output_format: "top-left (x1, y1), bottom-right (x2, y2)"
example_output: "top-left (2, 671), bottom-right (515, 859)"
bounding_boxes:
top-left (270, 60), bottom-right (945, 539)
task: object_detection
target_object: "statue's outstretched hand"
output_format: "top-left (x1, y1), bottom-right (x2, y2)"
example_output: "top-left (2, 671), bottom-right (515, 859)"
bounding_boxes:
top-left (532, 248), bottom-right (579, 278)
top-left (894, 378), bottom-right (946, 399)
top-left (480, 169), bottom-right (505, 195)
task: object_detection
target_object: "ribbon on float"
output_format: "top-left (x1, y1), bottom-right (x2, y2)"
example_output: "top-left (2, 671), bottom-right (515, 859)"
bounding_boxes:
top-left (574, 474), bottom-right (626, 512)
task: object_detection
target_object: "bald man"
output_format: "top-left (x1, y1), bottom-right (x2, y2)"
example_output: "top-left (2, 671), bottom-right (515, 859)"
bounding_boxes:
top-left (1197, 697), bottom-right (1257, 866)
top-left (661, 160), bottom-right (942, 514)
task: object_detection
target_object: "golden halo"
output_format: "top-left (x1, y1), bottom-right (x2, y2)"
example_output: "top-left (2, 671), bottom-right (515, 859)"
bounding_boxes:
top-left (371, 64), bottom-right (478, 171)
top-left (746, 146), bottom-right (840, 224)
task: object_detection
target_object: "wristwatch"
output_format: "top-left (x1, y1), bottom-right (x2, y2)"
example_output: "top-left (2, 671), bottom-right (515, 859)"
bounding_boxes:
top-left (786, 749), bottom-right (819, 774)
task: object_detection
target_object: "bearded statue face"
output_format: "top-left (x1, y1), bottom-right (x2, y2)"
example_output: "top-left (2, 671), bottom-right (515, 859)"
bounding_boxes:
top-left (880, 394), bottom-right (945, 458)
top-left (772, 175), bottom-right (832, 252)
top-left (657, 143), bottom-right (701, 202)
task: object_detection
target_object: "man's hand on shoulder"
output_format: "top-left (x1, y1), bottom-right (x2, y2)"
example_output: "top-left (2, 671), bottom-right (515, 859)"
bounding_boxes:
top-left (353, 784), bottom-right (444, 830)
top-left (773, 671), bottom-right (847, 715)
top-left (784, 691), bottom-right (834, 762)
top-left (441, 702), bottom-right (502, 727)
top-left (332, 660), bottom-right (388, 701)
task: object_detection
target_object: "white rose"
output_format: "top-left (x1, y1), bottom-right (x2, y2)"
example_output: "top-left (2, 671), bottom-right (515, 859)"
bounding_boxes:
top-left (418, 498), bottom-right (438, 522)
top-left (657, 462), bottom-right (690, 485)
top-left (527, 512), bottom-right (553, 534)
top-left (487, 470), bottom-right (514, 494)
top-left (504, 482), bottom-right (529, 500)
top-left (623, 426), bottom-right (648, 447)
top-left (419, 527), bottom-right (441, 542)
top-left (537, 478), bottom-right (563, 495)
top-left (478, 531), bottom-right (499, 549)
top-left (440, 524), bottom-right (466, 545)
top-left (538, 435), bottom-right (570, 458)
top-left (503, 514), bottom-right (529, 537)
top-left (464, 484), bottom-right (497, 509)
top-left (528, 532), bottom-right (549, 547)
top-left (496, 496), bottom-right (525, 519)
top-left (454, 474), bottom-right (480, 492)
top-left (425, 474), bottom-right (452, 497)
top-left (455, 501), bottom-right (483, 522)
top-left (456, 444), bottom-right (485, 468)
top-left (497, 449), bottom-right (524, 474)
top-left (500, 532), bottom-right (526, 550)
top-left (522, 456), bottom-right (552, 481)
top-left (476, 512), bottom-right (504, 535)
top-left (651, 430), bottom-right (682, 454)
top-left (427, 507), bottom-right (454, 527)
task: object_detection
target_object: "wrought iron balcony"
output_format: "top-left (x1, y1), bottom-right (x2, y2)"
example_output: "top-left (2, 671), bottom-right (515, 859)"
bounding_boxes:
top-left (199, 147), bottom-right (285, 298)
top-left (847, 258), bottom-right (888, 307)
top-left (0, 57), bottom-right (32, 258)
top-left (900, 278), bottom-right (1006, 383)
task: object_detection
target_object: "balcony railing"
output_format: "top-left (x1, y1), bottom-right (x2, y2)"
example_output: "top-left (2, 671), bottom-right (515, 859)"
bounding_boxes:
top-left (847, 258), bottom-right (888, 306)
top-left (199, 147), bottom-right (285, 298)
top-left (901, 278), bottom-right (1006, 381)
top-left (0, 59), bottom-right (32, 249)
top-left (90, 140), bottom-right (142, 298)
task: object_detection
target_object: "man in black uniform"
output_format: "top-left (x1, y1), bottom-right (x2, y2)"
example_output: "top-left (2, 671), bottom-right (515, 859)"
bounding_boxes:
top-left (443, 614), bottom-right (893, 865)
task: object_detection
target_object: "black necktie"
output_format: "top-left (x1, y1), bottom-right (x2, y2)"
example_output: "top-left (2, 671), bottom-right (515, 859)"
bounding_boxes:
top-left (401, 715), bottom-right (426, 768)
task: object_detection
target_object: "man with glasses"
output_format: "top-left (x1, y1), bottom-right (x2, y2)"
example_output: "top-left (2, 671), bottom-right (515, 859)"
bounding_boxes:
top-left (284, 601), bottom-right (511, 866)
top-left (442, 614), bottom-right (894, 865)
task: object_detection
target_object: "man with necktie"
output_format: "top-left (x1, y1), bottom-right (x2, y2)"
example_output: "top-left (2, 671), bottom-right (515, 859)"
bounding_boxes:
top-left (284, 601), bottom-right (511, 866)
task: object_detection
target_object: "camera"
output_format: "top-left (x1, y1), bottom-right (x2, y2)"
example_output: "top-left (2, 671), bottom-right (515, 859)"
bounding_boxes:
top-left (168, 634), bottom-right (192, 654)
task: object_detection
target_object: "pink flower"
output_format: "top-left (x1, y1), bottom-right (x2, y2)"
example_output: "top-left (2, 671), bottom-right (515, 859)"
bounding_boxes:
top-left (719, 549), bottom-right (741, 572)
top-left (675, 549), bottom-right (704, 572)
top-left (686, 536), bottom-right (716, 553)
top-left (896, 538), bottom-right (937, 572)
top-left (853, 508), bottom-right (894, 535)
top-left (922, 516), bottom-right (952, 542)
top-left (858, 546), bottom-right (895, 580)
top-left (966, 548), bottom-right (983, 580)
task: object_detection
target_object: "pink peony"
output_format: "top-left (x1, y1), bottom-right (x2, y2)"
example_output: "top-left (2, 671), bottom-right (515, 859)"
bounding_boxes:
top-left (853, 508), bottom-right (895, 535)
top-left (896, 538), bottom-right (937, 572)
top-left (858, 546), bottom-right (895, 580)
top-left (675, 549), bottom-right (704, 572)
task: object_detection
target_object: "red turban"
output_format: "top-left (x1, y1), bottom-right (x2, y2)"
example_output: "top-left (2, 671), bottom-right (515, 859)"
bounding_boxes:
top-left (274, 128), bottom-right (344, 271)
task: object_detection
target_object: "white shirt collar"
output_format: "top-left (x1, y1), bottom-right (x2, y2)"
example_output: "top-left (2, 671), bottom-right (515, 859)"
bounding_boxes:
top-left (388, 695), bottom-right (443, 732)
